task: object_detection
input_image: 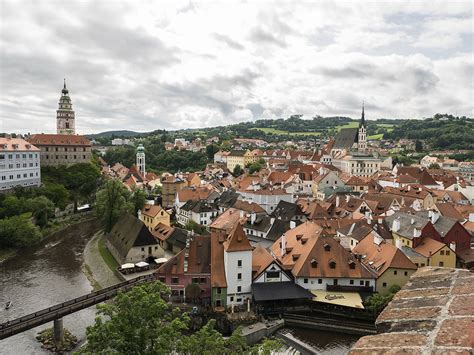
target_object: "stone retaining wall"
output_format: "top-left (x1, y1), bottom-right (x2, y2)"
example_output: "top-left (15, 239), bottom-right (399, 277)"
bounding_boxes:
top-left (350, 267), bottom-right (474, 354)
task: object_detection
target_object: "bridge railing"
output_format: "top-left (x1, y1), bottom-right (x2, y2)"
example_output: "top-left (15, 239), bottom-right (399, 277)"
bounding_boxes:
top-left (0, 273), bottom-right (156, 338)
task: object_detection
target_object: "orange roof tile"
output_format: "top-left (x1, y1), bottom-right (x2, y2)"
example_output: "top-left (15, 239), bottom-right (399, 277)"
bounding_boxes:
top-left (223, 223), bottom-right (253, 252)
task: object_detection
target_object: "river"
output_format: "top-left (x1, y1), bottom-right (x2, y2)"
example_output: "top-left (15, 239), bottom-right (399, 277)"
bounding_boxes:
top-left (0, 218), bottom-right (358, 354)
top-left (0, 219), bottom-right (100, 354)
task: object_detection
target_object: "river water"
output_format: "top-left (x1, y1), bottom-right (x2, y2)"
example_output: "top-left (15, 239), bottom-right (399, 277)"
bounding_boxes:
top-left (0, 219), bottom-right (358, 354)
top-left (0, 219), bottom-right (100, 354)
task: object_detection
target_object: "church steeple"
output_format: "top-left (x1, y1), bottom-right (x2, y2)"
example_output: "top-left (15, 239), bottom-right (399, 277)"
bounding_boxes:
top-left (359, 101), bottom-right (365, 128)
top-left (358, 101), bottom-right (367, 152)
top-left (57, 79), bottom-right (75, 135)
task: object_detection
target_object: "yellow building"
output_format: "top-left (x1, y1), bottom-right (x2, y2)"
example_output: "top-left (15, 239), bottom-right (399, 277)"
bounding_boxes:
top-left (353, 234), bottom-right (418, 295)
top-left (414, 238), bottom-right (456, 268)
top-left (140, 204), bottom-right (170, 230)
top-left (226, 150), bottom-right (252, 171)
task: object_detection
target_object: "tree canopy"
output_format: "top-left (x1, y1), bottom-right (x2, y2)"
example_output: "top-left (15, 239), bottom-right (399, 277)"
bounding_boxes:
top-left (77, 281), bottom-right (282, 354)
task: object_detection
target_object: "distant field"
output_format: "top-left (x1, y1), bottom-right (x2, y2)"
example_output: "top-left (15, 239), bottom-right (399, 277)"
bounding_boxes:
top-left (368, 133), bottom-right (384, 140)
top-left (335, 122), bottom-right (359, 131)
top-left (252, 127), bottom-right (321, 136)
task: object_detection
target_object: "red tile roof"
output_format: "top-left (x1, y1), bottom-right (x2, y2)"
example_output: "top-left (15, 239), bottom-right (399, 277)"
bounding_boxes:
top-left (29, 134), bottom-right (91, 146)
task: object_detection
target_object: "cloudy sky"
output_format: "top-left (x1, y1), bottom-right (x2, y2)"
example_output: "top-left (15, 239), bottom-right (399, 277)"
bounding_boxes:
top-left (1, 0), bottom-right (473, 134)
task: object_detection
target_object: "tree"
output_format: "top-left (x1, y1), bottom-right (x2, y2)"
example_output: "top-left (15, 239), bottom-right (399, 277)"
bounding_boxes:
top-left (41, 183), bottom-right (69, 210)
top-left (130, 188), bottom-right (146, 215)
top-left (415, 140), bottom-right (423, 152)
top-left (184, 220), bottom-right (205, 234)
top-left (64, 163), bottom-right (101, 209)
top-left (206, 144), bottom-right (220, 160)
top-left (0, 215), bottom-right (42, 248)
top-left (233, 164), bottom-right (242, 177)
top-left (95, 179), bottom-right (133, 232)
top-left (29, 196), bottom-right (55, 228)
top-left (78, 281), bottom-right (282, 354)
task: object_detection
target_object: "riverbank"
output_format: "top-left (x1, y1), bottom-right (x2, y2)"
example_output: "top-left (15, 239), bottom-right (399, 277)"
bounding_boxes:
top-left (82, 231), bottom-right (123, 290)
top-left (0, 213), bottom-right (96, 265)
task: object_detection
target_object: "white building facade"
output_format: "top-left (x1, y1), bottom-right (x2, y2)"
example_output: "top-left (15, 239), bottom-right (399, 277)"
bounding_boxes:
top-left (224, 248), bottom-right (253, 305)
top-left (0, 137), bottom-right (41, 191)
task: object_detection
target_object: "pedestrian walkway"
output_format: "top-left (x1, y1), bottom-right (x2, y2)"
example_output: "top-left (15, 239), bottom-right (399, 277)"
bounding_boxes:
top-left (83, 232), bottom-right (123, 289)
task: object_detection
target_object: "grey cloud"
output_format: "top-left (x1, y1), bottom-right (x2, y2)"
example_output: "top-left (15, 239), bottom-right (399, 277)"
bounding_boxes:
top-left (213, 33), bottom-right (245, 50)
top-left (249, 27), bottom-right (286, 48)
top-left (408, 67), bottom-right (439, 93)
top-left (246, 103), bottom-right (265, 117)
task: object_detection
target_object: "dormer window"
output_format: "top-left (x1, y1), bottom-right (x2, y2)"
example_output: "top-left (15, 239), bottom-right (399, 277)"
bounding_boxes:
top-left (310, 259), bottom-right (318, 268)
top-left (292, 254), bottom-right (300, 261)
top-left (329, 260), bottom-right (336, 269)
top-left (324, 243), bottom-right (331, 251)
top-left (348, 260), bottom-right (356, 269)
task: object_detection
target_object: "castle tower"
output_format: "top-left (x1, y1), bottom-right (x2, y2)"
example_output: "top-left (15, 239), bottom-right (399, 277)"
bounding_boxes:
top-left (56, 79), bottom-right (76, 135)
top-left (136, 144), bottom-right (146, 176)
top-left (358, 102), bottom-right (367, 152)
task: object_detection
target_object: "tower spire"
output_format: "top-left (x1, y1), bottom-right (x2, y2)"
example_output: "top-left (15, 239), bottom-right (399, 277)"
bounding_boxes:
top-left (360, 101), bottom-right (365, 127)
top-left (64, 78), bottom-right (66, 89)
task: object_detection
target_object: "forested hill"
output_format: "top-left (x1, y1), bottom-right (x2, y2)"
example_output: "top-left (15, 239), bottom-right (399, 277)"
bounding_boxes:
top-left (385, 117), bottom-right (474, 150)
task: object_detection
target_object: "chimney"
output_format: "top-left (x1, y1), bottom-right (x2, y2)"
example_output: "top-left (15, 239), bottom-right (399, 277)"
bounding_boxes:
top-left (250, 212), bottom-right (256, 224)
top-left (280, 233), bottom-right (287, 257)
top-left (449, 241), bottom-right (456, 252)
top-left (378, 217), bottom-right (383, 224)
top-left (407, 185), bottom-right (411, 191)
top-left (345, 195), bottom-right (350, 203)
top-left (240, 210), bottom-right (244, 218)
top-left (392, 217), bottom-right (400, 232)
top-left (365, 211), bottom-right (372, 224)
top-left (270, 217), bottom-right (275, 225)
top-left (413, 227), bottom-right (421, 239)
top-left (290, 221), bottom-right (296, 229)
top-left (469, 213), bottom-right (474, 223)
top-left (336, 195), bottom-right (340, 207)
top-left (395, 238), bottom-right (402, 249)
top-left (431, 211), bottom-right (440, 224)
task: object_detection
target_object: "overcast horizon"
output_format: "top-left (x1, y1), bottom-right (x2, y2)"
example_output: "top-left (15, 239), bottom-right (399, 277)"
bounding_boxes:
top-left (1, 0), bottom-right (473, 135)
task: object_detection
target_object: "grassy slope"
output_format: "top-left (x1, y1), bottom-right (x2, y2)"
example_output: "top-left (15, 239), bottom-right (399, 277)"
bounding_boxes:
top-left (98, 236), bottom-right (119, 270)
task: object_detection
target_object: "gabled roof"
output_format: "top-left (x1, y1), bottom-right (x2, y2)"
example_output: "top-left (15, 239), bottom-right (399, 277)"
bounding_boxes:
top-left (209, 207), bottom-right (245, 233)
top-left (107, 214), bottom-right (159, 258)
top-left (333, 128), bottom-right (358, 149)
top-left (0, 137), bottom-right (40, 151)
top-left (252, 244), bottom-right (275, 278)
top-left (233, 199), bottom-right (266, 214)
top-left (271, 200), bottom-right (305, 222)
top-left (270, 221), bottom-right (372, 279)
top-left (352, 234), bottom-right (417, 276)
top-left (141, 204), bottom-right (166, 218)
top-left (223, 223), bottom-right (253, 252)
top-left (435, 202), bottom-right (464, 220)
top-left (156, 235), bottom-right (211, 276)
top-left (414, 237), bottom-right (448, 258)
top-left (210, 230), bottom-right (227, 288)
top-left (29, 134), bottom-right (91, 147)
top-left (385, 212), bottom-right (431, 240)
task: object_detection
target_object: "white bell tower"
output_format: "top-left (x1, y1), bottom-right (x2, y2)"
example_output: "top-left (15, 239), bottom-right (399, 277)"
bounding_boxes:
top-left (136, 144), bottom-right (146, 176)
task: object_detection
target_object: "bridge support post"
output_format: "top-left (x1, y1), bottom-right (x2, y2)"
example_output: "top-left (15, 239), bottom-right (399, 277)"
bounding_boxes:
top-left (53, 318), bottom-right (64, 344)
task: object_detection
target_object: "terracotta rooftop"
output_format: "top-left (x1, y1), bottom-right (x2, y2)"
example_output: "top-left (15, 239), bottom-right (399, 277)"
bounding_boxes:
top-left (141, 204), bottom-right (166, 218)
top-left (352, 233), bottom-right (417, 276)
top-left (29, 134), bottom-right (91, 146)
top-left (414, 237), bottom-right (449, 258)
top-left (0, 137), bottom-right (40, 151)
top-left (223, 223), bottom-right (253, 252)
top-left (210, 230), bottom-right (227, 288)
